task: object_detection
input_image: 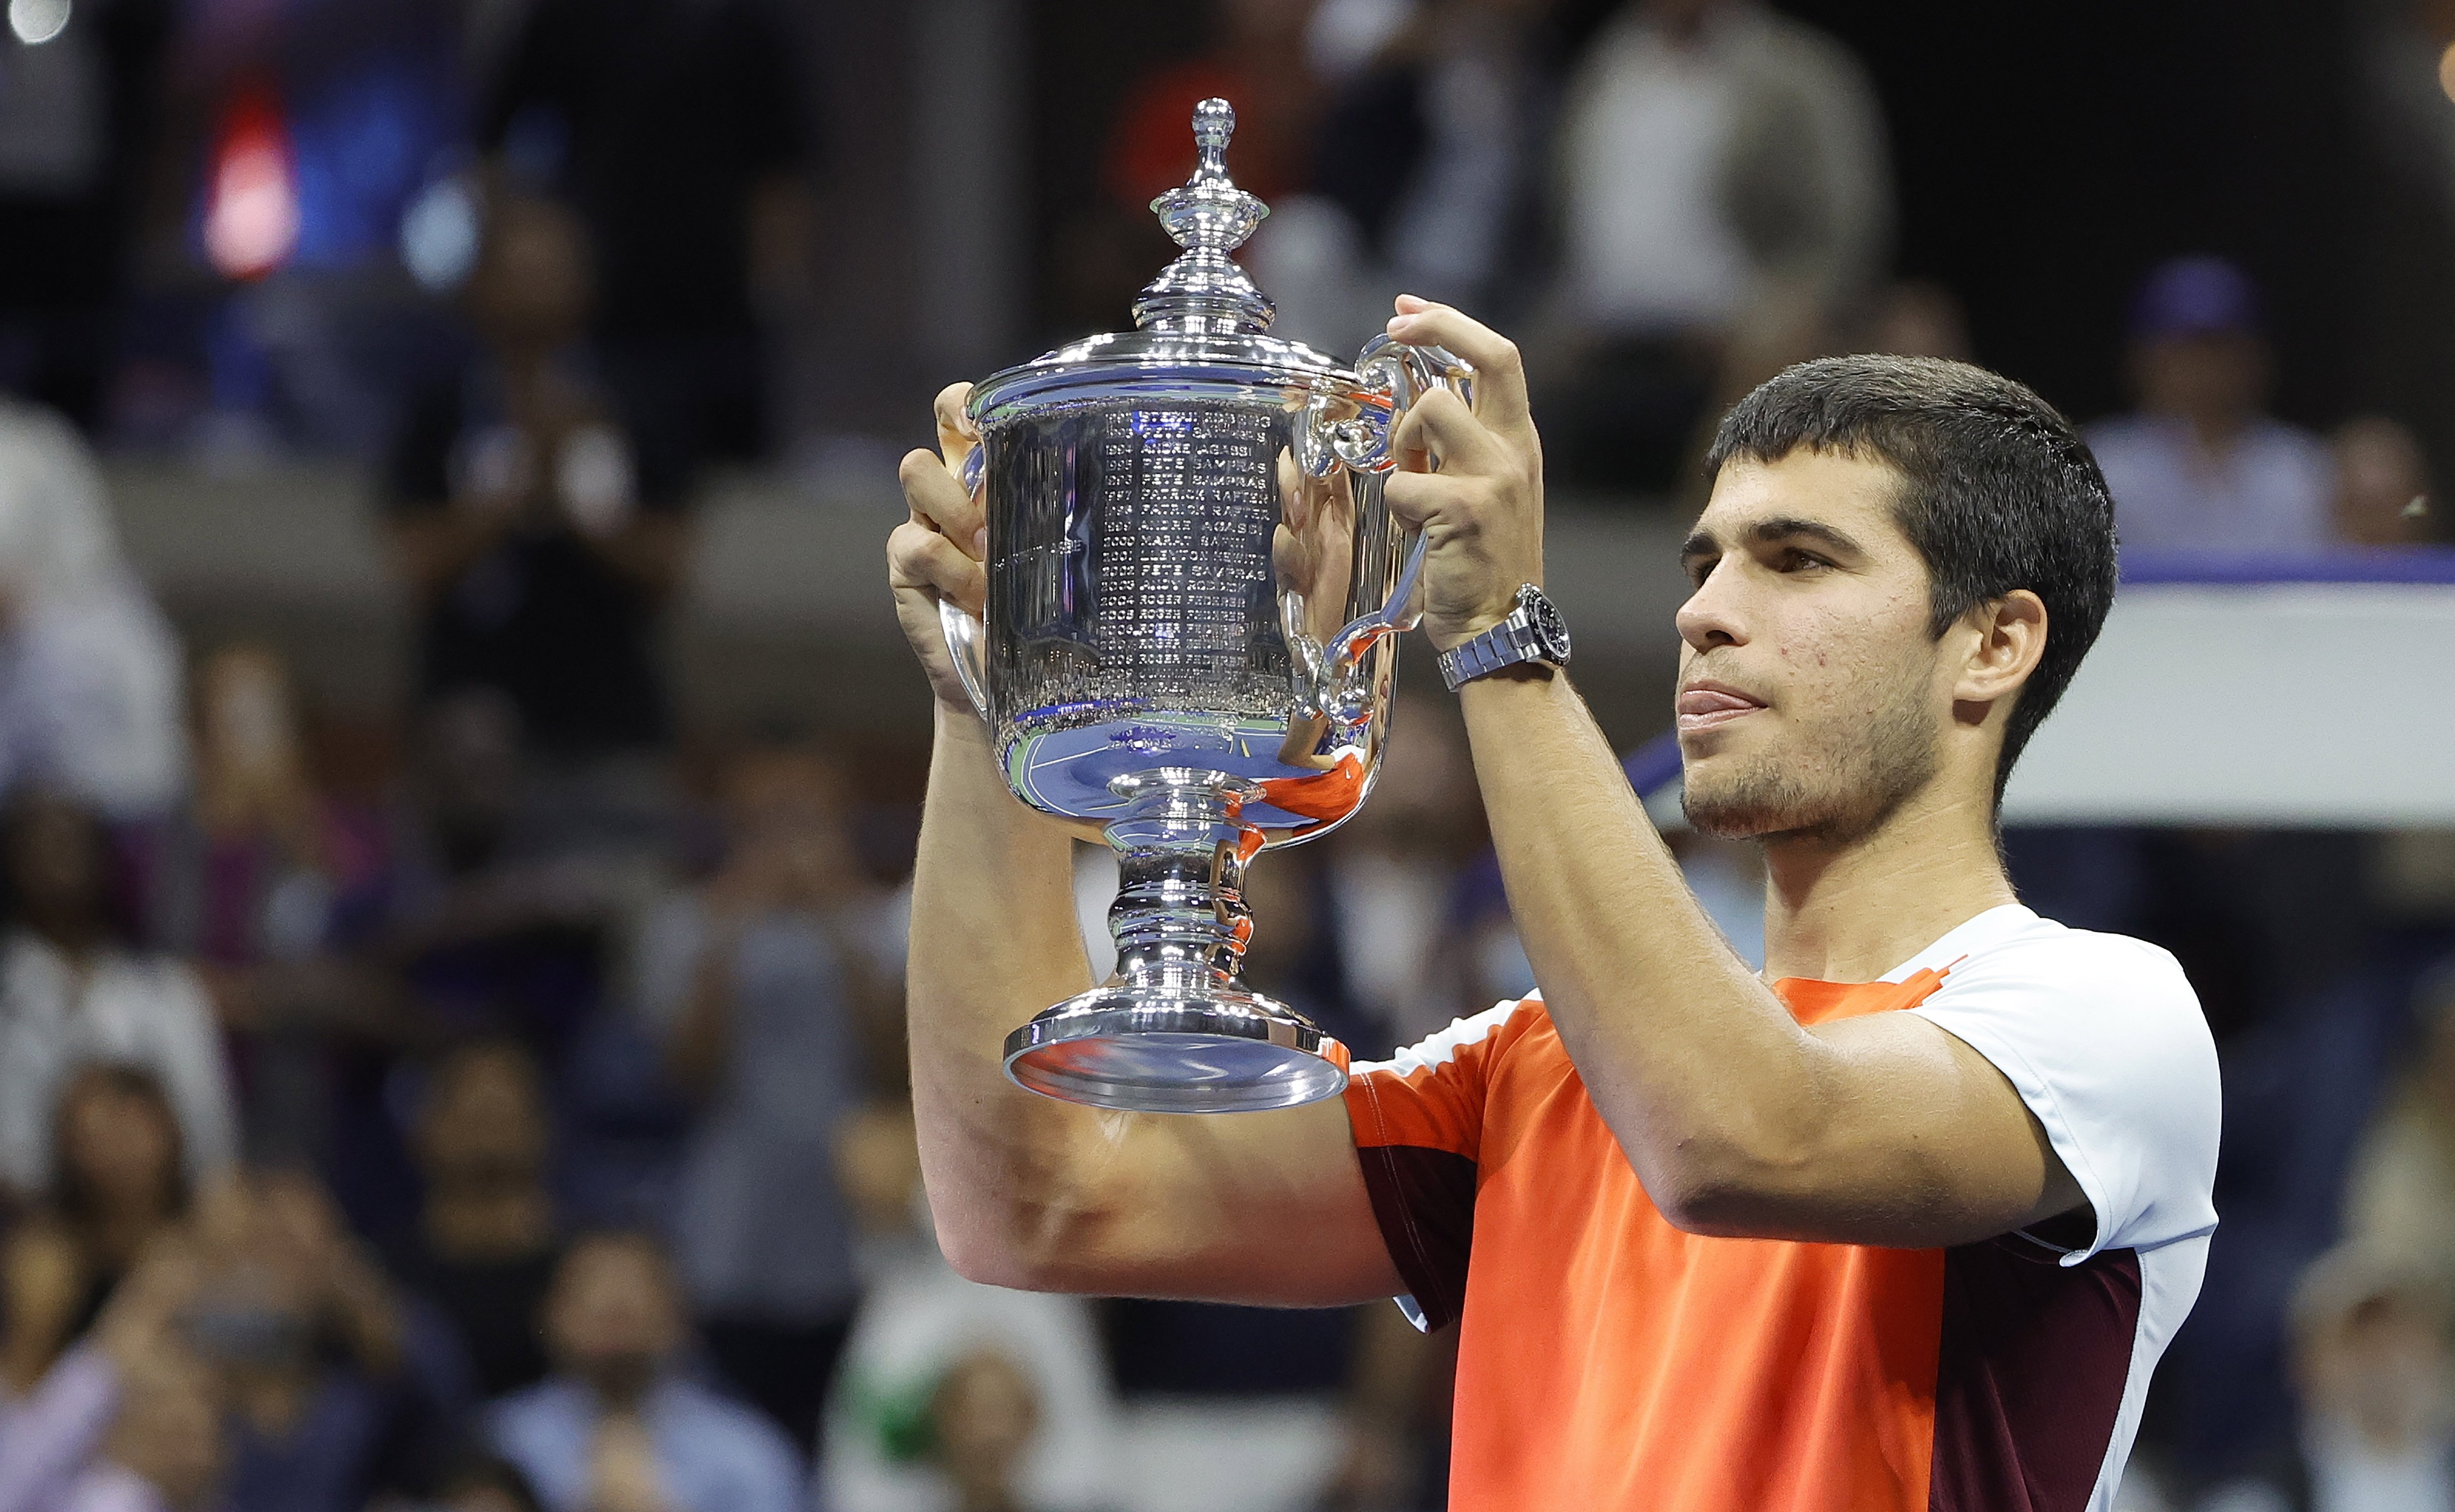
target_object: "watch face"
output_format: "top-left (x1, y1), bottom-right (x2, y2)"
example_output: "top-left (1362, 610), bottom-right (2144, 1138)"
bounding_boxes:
top-left (1526, 589), bottom-right (1571, 660)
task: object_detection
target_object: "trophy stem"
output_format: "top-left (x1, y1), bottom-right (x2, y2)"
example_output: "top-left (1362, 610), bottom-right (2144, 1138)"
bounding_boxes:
top-left (1000, 768), bottom-right (1351, 1113)
top-left (1104, 769), bottom-right (1263, 995)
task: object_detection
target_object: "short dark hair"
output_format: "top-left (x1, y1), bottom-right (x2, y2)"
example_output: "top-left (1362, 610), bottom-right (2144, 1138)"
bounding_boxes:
top-left (1703, 355), bottom-right (2119, 799)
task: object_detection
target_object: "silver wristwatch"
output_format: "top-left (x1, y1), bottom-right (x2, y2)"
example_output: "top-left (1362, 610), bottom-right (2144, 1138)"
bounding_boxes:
top-left (1438, 583), bottom-right (1572, 691)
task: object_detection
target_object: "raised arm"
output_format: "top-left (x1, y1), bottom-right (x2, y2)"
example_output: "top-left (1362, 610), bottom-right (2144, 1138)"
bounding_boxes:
top-left (888, 386), bottom-right (1399, 1305)
top-left (1373, 297), bottom-right (2083, 1250)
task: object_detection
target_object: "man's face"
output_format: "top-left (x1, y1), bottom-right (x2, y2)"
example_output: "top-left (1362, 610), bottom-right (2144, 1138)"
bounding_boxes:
top-left (1674, 450), bottom-right (1950, 843)
top-left (418, 1046), bottom-right (548, 1183)
top-left (544, 1237), bottom-right (682, 1403)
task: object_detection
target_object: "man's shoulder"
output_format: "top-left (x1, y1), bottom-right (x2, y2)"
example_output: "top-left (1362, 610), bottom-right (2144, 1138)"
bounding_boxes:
top-left (486, 1376), bottom-right (587, 1442)
top-left (1919, 907), bottom-right (2195, 1010)
top-left (658, 1376), bottom-right (800, 1455)
top-left (1906, 907), bottom-right (2217, 1103)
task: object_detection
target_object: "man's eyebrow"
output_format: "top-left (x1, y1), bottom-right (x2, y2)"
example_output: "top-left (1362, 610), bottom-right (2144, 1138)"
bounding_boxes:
top-left (1747, 517), bottom-right (1868, 556)
top-left (1678, 529), bottom-right (1717, 562)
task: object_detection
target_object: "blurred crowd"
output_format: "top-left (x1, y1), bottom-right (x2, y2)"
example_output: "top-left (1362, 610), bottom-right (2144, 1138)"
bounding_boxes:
top-left (0, 0), bottom-right (2449, 1510)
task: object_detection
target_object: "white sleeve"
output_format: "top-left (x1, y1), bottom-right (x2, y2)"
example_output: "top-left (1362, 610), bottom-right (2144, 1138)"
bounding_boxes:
top-left (1908, 929), bottom-right (2221, 1261)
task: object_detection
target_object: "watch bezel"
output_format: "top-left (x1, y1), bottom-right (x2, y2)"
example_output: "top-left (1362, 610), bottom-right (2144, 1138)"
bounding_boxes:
top-left (1516, 584), bottom-right (1571, 663)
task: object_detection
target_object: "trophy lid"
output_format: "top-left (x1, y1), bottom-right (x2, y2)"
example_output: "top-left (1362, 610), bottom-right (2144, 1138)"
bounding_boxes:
top-left (969, 98), bottom-right (1355, 426)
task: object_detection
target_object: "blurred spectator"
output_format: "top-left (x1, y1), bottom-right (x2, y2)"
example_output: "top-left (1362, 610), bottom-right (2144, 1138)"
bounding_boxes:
top-left (183, 1168), bottom-right (459, 1511)
top-left (1250, 0), bottom-right (1554, 359)
top-left (139, 645), bottom-right (365, 972)
top-left (0, 1236), bottom-right (220, 1512)
top-left (2331, 416), bottom-right (2437, 546)
top-left (632, 742), bottom-right (895, 1453)
top-left (1535, 0), bottom-right (1890, 497)
top-left (1303, 0), bottom-right (1553, 317)
top-left (1107, 1), bottom-right (1322, 212)
top-left (823, 1103), bottom-right (1120, 1512)
top-left (1, 1066), bottom-right (189, 1396)
top-left (0, 0), bottom-right (175, 430)
top-left (324, 689), bottom-right (671, 1238)
top-left (478, 0), bottom-right (816, 469)
top-left (349, 688), bottom-right (656, 1054)
top-left (383, 1039), bottom-right (564, 1401)
top-left (0, 789), bottom-right (236, 1201)
top-left (2087, 257), bottom-right (2336, 553)
top-left (385, 193), bottom-right (691, 762)
top-left (2195, 1245), bottom-right (2455, 1512)
top-left (130, 643), bottom-right (391, 1169)
top-left (1054, 0), bottom-right (1323, 339)
top-left (72, 1345), bottom-right (226, 1512)
top-left (925, 1352), bottom-right (1039, 1512)
top-left (2341, 969), bottom-right (2455, 1295)
top-left (1323, 694), bottom-right (1484, 1048)
top-left (0, 401), bottom-right (185, 821)
top-left (488, 1230), bottom-right (804, 1512)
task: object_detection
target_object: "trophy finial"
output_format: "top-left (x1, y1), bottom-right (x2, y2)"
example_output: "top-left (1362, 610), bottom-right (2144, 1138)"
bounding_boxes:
top-left (1192, 98), bottom-right (1235, 183)
top-left (1134, 97), bottom-right (1273, 333)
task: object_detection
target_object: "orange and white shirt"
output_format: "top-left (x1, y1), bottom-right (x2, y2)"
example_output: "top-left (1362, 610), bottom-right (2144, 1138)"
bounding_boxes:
top-left (1343, 904), bottom-right (2220, 1511)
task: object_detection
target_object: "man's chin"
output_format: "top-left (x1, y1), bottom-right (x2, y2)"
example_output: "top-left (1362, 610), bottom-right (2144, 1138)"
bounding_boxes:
top-left (1678, 761), bottom-right (1820, 841)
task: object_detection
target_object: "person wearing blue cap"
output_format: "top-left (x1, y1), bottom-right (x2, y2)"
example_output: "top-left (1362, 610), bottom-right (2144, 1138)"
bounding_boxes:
top-left (2084, 256), bottom-right (2336, 553)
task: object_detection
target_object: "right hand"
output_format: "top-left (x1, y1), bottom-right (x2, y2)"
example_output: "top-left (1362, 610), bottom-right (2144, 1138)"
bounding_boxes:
top-left (888, 383), bottom-right (990, 718)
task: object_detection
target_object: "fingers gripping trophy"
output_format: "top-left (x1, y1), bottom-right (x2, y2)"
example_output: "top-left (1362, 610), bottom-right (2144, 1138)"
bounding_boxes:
top-left (930, 99), bottom-right (1470, 1114)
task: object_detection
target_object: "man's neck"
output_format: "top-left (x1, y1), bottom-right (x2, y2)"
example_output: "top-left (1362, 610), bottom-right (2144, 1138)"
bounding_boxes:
top-left (1758, 782), bottom-right (2017, 984)
top-left (2160, 404), bottom-right (2250, 456)
top-left (423, 1181), bottom-right (554, 1263)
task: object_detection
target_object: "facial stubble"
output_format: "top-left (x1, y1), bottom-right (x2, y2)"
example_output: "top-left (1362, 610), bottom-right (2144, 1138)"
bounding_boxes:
top-left (1680, 662), bottom-right (1940, 846)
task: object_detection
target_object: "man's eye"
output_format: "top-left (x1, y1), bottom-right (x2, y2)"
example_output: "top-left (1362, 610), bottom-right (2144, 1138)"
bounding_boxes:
top-left (1778, 549), bottom-right (1831, 573)
top-left (1685, 559), bottom-right (1717, 587)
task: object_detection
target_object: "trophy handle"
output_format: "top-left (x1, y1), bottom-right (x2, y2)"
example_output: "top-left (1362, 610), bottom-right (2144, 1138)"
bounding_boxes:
top-left (938, 445), bottom-right (993, 720)
top-left (1298, 336), bottom-right (1474, 726)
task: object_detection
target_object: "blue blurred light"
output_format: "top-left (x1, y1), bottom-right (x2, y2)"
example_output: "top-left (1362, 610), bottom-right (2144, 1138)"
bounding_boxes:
top-left (401, 174), bottom-right (481, 293)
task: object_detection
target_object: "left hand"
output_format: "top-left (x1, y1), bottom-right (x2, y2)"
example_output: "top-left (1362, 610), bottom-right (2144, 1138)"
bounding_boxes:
top-left (1380, 295), bottom-right (1547, 651)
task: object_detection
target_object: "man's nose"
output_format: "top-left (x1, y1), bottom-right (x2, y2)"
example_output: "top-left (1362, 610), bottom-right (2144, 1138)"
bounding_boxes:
top-left (1675, 560), bottom-right (1750, 653)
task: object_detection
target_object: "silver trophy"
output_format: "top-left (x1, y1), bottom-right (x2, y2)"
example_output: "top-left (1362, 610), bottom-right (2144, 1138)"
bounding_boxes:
top-left (940, 98), bottom-right (1469, 1114)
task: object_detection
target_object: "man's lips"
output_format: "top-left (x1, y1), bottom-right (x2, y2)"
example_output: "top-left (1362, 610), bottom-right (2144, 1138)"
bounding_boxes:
top-left (1676, 682), bottom-right (1767, 733)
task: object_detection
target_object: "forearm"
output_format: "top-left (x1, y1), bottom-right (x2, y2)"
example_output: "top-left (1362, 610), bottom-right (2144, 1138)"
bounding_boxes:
top-left (1456, 671), bottom-right (1825, 1222)
top-left (906, 706), bottom-right (1107, 1282)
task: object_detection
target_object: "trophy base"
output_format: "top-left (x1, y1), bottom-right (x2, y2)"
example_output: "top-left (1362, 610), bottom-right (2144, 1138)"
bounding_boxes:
top-left (1002, 984), bottom-right (1351, 1114)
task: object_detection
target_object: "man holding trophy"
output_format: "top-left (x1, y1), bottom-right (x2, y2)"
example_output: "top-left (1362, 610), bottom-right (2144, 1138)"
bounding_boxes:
top-left (885, 102), bottom-right (2218, 1509)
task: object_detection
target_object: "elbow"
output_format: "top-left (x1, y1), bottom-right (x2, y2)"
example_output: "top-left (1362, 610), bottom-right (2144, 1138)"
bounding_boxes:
top-left (936, 1226), bottom-right (1036, 1290)
top-left (922, 1189), bottom-right (1076, 1294)
top-left (1640, 1131), bottom-right (1812, 1240)
top-left (924, 1198), bottom-right (1039, 1292)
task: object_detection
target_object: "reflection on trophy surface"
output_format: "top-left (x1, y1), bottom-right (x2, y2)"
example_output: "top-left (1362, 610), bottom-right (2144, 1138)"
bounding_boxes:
top-left (937, 98), bottom-right (1470, 1113)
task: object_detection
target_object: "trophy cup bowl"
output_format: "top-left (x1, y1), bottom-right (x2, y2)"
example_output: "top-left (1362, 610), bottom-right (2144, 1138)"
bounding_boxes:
top-left (938, 99), bottom-right (1469, 1113)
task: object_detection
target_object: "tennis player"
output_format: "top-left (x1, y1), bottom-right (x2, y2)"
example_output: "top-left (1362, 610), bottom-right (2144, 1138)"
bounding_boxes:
top-left (885, 297), bottom-right (2220, 1510)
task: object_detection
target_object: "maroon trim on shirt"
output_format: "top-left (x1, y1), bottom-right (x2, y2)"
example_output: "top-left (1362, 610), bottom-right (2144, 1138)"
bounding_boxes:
top-left (1929, 1236), bottom-right (2144, 1511)
top-left (1354, 1144), bottom-right (1477, 1331)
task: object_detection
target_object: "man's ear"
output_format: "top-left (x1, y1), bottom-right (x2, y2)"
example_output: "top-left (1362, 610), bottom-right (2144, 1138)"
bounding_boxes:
top-left (1953, 590), bottom-right (2048, 712)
